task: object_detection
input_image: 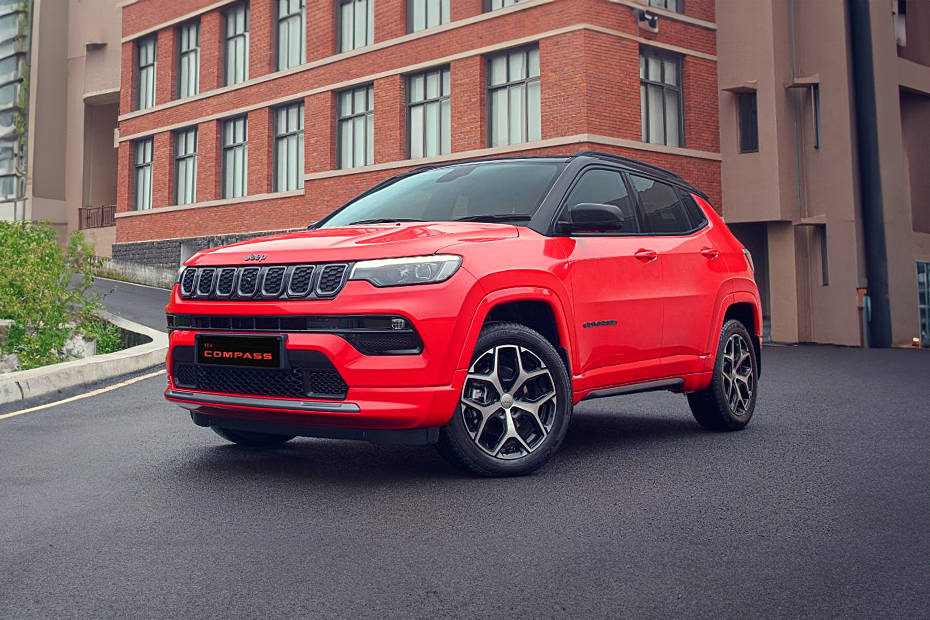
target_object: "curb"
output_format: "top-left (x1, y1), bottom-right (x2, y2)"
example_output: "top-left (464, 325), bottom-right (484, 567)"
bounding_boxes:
top-left (0, 311), bottom-right (168, 405)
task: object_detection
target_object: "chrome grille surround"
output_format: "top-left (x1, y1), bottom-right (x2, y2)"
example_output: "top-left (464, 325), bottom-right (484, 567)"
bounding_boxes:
top-left (178, 262), bottom-right (353, 301)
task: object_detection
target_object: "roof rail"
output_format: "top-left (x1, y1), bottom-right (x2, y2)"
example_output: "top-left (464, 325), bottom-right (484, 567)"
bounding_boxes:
top-left (572, 150), bottom-right (687, 183)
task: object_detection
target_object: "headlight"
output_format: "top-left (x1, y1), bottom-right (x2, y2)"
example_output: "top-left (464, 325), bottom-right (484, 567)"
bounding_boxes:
top-left (176, 266), bottom-right (187, 283)
top-left (349, 255), bottom-right (462, 287)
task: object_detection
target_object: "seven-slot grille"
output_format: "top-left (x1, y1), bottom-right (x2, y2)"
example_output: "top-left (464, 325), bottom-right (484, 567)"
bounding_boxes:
top-left (179, 263), bottom-right (350, 300)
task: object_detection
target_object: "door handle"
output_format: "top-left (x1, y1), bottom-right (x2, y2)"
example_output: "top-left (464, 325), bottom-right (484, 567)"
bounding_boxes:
top-left (634, 249), bottom-right (658, 262)
top-left (700, 247), bottom-right (720, 259)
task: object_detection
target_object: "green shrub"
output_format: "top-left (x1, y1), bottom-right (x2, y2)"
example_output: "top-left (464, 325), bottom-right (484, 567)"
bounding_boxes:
top-left (81, 317), bottom-right (122, 355)
top-left (0, 221), bottom-right (111, 369)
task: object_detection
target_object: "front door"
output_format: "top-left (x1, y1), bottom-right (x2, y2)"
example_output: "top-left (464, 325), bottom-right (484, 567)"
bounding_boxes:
top-left (561, 168), bottom-right (665, 390)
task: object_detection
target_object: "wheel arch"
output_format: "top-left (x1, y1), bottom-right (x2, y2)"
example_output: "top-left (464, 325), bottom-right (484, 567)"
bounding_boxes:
top-left (720, 294), bottom-right (763, 377)
top-left (457, 288), bottom-right (574, 375)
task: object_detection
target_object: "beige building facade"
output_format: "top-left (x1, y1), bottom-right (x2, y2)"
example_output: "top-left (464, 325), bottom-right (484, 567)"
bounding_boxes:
top-left (7, 0), bottom-right (121, 256)
top-left (717, 0), bottom-right (930, 347)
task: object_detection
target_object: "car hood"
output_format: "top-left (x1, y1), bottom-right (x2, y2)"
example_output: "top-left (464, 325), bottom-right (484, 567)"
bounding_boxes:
top-left (186, 222), bottom-right (520, 266)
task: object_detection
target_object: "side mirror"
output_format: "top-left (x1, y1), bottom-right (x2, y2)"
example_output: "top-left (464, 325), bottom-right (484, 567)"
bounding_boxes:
top-left (564, 203), bottom-right (626, 233)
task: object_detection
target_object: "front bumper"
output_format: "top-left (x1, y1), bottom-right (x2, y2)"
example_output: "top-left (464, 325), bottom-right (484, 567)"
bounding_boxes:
top-left (164, 273), bottom-right (479, 434)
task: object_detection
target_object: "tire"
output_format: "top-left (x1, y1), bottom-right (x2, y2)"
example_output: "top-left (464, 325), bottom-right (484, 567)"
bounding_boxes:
top-left (212, 426), bottom-right (296, 448)
top-left (688, 319), bottom-right (759, 431)
top-left (438, 321), bottom-right (573, 477)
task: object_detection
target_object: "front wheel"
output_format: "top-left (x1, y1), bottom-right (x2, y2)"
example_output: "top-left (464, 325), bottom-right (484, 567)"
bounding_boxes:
top-left (687, 319), bottom-right (759, 431)
top-left (212, 426), bottom-right (296, 448)
top-left (438, 322), bottom-right (573, 477)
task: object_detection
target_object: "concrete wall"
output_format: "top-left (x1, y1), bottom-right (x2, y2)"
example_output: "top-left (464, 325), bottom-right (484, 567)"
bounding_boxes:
top-left (25, 0), bottom-right (70, 232)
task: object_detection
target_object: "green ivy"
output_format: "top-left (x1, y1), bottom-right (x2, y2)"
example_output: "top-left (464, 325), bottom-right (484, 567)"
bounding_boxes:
top-left (0, 221), bottom-right (113, 369)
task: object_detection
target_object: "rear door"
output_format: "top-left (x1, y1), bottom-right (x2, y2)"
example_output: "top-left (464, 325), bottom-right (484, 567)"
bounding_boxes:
top-left (627, 174), bottom-right (726, 375)
top-left (560, 167), bottom-right (665, 389)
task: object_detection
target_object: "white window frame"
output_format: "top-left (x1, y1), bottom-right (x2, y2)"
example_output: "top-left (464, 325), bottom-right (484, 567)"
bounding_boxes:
top-left (277, 0), bottom-right (305, 70)
top-left (136, 36), bottom-right (157, 110)
top-left (274, 102), bottom-right (304, 191)
top-left (224, 2), bottom-right (250, 86)
top-left (133, 138), bottom-right (153, 210)
top-left (178, 21), bottom-right (200, 99)
top-left (222, 116), bottom-right (248, 199)
top-left (339, 0), bottom-right (374, 53)
top-left (640, 46), bottom-right (684, 147)
top-left (408, 67), bottom-right (450, 158)
top-left (174, 128), bottom-right (198, 205)
top-left (486, 0), bottom-right (523, 10)
top-left (408, 0), bottom-right (449, 33)
top-left (487, 45), bottom-right (541, 147)
top-left (338, 85), bottom-right (374, 169)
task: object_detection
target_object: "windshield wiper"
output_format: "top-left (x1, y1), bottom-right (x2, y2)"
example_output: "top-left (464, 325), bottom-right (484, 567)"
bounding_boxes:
top-left (348, 218), bottom-right (425, 225)
top-left (453, 214), bottom-right (532, 223)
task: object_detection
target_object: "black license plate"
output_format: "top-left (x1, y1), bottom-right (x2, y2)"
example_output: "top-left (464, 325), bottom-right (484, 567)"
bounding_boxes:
top-left (196, 334), bottom-right (284, 368)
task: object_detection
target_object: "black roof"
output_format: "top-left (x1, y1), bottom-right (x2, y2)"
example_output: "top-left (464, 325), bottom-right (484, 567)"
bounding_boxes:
top-left (569, 150), bottom-right (706, 198)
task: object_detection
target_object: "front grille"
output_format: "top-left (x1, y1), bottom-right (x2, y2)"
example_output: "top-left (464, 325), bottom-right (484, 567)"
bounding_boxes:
top-left (215, 268), bottom-right (236, 296)
top-left (317, 264), bottom-right (348, 295)
top-left (171, 346), bottom-right (349, 399)
top-left (178, 262), bottom-right (353, 301)
top-left (196, 269), bottom-right (215, 297)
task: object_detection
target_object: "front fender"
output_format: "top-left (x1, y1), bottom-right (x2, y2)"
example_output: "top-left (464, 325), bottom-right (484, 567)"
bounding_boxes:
top-left (455, 284), bottom-right (576, 373)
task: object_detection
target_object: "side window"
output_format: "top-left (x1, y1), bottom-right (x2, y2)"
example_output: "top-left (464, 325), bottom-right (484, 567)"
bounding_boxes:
top-left (629, 174), bottom-right (691, 234)
top-left (679, 191), bottom-right (708, 229)
top-left (560, 169), bottom-right (639, 233)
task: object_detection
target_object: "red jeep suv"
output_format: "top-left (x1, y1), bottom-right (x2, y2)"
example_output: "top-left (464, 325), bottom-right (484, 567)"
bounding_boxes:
top-left (165, 151), bottom-right (761, 476)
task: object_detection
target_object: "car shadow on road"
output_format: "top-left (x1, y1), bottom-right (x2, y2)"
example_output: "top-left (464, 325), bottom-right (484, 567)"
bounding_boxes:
top-left (168, 406), bottom-right (705, 484)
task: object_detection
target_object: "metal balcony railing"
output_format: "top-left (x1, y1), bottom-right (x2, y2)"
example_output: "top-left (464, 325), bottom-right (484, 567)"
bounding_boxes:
top-left (79, 204), bottom-right (115, 229)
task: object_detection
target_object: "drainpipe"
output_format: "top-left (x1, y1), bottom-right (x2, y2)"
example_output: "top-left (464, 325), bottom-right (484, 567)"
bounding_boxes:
top-left (848, 0), bottom-right (892, 348)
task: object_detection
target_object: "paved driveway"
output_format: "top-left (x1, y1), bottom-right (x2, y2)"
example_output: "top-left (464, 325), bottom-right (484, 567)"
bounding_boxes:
top-left (1, 331), bottom-right (927, 618)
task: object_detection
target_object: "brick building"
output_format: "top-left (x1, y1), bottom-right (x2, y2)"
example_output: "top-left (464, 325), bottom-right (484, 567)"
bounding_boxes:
top-left (113, 0), bottom-right (720, 267)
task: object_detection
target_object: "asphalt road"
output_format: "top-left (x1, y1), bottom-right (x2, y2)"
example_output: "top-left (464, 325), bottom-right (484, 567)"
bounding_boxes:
top-left (89, 276), bottom-right (171, 332)
top-left (1, 281), bottom-right (928, 618)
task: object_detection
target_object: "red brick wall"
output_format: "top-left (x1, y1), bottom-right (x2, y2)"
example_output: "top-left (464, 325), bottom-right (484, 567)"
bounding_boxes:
top-left (116, 0), bottom-right (721, 245)
top-left (200, 11), bottom-right (223, 92)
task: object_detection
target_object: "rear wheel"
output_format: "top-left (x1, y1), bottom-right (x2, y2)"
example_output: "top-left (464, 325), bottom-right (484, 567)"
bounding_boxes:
top-left (212, 426), bottom-right (295, 448)
top-left (688, 319), bottom-right (758, 431)
top-left (438, 322), bottom-right (573, 477)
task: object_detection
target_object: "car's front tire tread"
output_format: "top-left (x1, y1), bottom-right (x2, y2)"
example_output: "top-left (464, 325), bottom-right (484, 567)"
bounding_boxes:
top-left (438, 321), bottom-right (573, 477)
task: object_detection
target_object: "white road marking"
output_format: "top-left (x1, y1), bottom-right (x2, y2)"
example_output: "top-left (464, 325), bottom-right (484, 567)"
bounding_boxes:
top-left (93, 275), bottom-right (171, 292)
top-left (0, 369), bottom-right (166, 421)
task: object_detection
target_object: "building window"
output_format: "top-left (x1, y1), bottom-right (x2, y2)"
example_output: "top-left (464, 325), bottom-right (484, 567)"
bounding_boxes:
top-left (408, 0), bottom-right (449, 32)
top-left (277, 0), bottom-right (305, 70)
top-left (738, 91), bottom-right (758, 153)
top-left (408, 67), bottom-right (450, 159)
top-left (486, 0), bottom-right (524, 10)
top-left (133, 138), bottom-right (153, 210)
top-left (488, 46), bottom-right (541, 147)
top-left (224, 2), bottom-right (249, 86)
top-left (174, 128), bottom-right (198, 205)
top-left (338, 85), bottom-right (374, 168)
top-left (177, 21), bottom-right (200, 99)
top-left (918, 261), bottom-right (930, 347)
top-left (339, 0), bottom-right (374, 53)
top-left (648, 0), bottom-right (682, 12)
top-left (136, 36), bottom-right (156, 110)
top-left (222, 116), bottom-right (248, 199)
top-left (274, 102), bottom-right (304, 191)
top-left (640, 47), bottom-right (683, 147)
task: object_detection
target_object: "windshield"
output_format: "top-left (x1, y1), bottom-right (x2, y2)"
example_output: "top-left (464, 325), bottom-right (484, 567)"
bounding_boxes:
top-left (317, 161), bottom-right (564, 228)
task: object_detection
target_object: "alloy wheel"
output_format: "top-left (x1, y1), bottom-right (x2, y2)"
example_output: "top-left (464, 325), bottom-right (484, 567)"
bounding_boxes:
top-left (460, 344), bottom-right (558, 460)
top-left (722, 333), bottom-right (754, 415)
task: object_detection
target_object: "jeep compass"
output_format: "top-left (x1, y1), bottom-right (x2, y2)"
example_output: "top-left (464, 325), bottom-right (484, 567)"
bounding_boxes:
top-left (165, 151), bottom-right (762, 476)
